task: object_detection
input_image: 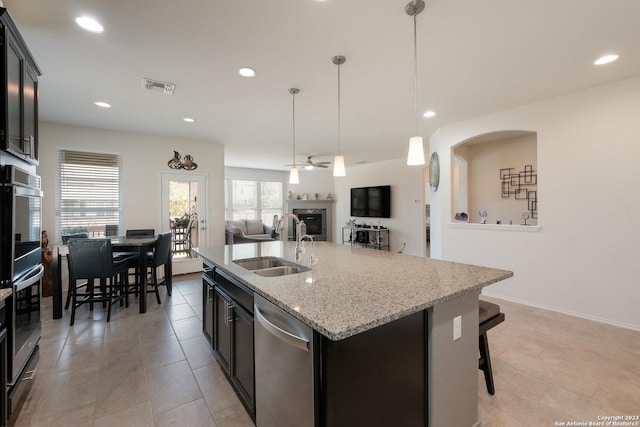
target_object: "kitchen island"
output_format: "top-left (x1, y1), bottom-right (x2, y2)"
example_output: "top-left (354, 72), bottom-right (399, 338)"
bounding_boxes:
top-left (195, 241), bottom-right (512, 427)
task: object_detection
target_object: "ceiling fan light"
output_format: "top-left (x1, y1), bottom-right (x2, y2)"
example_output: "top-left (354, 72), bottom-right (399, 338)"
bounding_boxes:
top-left (304, 164), bottom-right (314, 171)
top-left (289, 167), bottom-right (300, 184)
top-left (407, 136), bottom-right (425, 165)
top-left (333, 155), bottom-right (346, 177)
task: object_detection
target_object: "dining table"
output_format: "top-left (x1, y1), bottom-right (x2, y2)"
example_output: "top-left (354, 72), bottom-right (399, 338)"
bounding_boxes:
top-left (51, 235), bottom-right (170, 319)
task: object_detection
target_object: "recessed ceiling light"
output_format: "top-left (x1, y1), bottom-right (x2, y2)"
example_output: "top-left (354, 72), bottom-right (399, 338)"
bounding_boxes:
top-left (423, 110), bottom-right (436, 118)
top-left (94, 101), bottom-right (111, 108)
top-left (238, 67), bottom-right (256, 77)
top-left (75, 16), bottom-right (104, 33)
top-left (594, 54), bottom-right (619, 65)
top-left (183, 118), bottom-right (195, 123)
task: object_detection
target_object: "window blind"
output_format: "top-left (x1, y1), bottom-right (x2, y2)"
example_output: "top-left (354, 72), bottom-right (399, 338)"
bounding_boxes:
top-left (56, 149), bottom-right (122, 241)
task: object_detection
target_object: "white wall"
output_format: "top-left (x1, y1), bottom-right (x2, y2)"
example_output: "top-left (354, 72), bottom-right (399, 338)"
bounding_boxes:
top-left (430, 76), bottom-right (640, 330)
top-left (38, 122), bottom-right (225, 246)
top-left (287, 167), bottom-right (335, 200)
top-left (333, 158), bottom-right (425, 256)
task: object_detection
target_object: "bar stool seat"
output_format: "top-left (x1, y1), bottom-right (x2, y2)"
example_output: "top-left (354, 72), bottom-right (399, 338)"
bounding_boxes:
top-left (479, 300), bottom-right (505, 395)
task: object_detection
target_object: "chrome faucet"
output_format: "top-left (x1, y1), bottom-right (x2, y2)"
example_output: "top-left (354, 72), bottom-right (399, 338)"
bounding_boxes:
top-left (300, 234), bottom-right (315, 265)
top-left (277, 213), bottom-right (306, 261)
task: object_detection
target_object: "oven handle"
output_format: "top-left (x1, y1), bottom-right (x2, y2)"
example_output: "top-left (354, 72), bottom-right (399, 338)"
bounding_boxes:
top-left (15, 264), bottom-right (45, 292)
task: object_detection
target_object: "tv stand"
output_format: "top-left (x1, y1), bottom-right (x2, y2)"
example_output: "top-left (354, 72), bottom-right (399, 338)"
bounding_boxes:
top-left (341, 226), bottom-right (390, 251)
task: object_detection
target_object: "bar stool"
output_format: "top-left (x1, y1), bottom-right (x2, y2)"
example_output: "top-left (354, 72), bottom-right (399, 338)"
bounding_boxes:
top-left (479, 299), bottom-right (505, 395)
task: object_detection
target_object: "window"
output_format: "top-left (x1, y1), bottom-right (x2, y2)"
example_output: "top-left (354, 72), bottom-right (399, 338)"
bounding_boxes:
top-left (260, 181), bottom-right (283, 225)
top-left (56, 150), bottom-right (121, 241)
top-left (232, 180), bottom-right (257, 219)
top-left (226, 179), bottom-right (283, 223)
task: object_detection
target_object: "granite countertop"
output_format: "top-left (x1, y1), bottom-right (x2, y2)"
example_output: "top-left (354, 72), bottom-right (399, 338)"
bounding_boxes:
top-left (195, 241), bottom-right (513, 341)
top-left (0, 288), bottom-right (12, 302)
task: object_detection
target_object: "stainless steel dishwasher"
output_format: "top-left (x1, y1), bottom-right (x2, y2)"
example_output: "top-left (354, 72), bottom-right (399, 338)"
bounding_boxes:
top-left (254, 294), bottom-right (314, 427)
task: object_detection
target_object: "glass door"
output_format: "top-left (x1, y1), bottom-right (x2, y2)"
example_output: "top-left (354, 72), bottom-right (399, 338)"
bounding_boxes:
top-left (161, 173), bottom-right (207, 274)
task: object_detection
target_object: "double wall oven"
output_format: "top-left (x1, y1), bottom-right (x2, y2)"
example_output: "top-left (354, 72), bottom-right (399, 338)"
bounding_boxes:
top-left (0, 164), bottom-right (43, 418)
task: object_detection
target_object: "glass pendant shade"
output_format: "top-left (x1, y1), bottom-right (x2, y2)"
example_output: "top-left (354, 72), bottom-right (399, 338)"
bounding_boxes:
top-left (333, 155), bottom-right (346, 177)
top-left (407, 136), bottom-right (425, 165)
top-left (289, 166), bottom-right (300, 184)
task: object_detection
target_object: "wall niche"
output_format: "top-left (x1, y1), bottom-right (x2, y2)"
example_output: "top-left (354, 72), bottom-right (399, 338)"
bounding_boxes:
top-left (452, 130), bottom-right (538, 226)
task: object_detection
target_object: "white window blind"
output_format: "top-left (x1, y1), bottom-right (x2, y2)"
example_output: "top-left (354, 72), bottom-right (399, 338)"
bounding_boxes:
top-left (56, 150), bottom-right (122, 241)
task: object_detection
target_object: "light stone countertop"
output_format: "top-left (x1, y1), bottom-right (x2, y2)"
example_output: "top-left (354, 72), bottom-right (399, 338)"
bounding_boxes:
top-left (195, 241), bottom-right (513, 341)
top-left (0, 288), bottom-right (12, 302)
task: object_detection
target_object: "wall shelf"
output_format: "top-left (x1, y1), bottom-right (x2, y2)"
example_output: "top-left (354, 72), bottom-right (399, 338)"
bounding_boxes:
top-left (448, 223), bottom-right (541, 232)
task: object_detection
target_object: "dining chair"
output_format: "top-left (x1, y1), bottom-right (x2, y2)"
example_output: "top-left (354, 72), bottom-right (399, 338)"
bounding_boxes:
top-left (146, 231), bottom-right (173, 302)
top-left (121, 229), bottom-right (156, 283)
top-left (67, 238), bottom-right (133, 326)
top-left (125, 229), bottom-right (155, 237)
top-left (478, 299), bottom-right (505, 395)
top-left (61, 232), bottom-right (89, 244)
top-left (63, 233), bottom-right (89, 310)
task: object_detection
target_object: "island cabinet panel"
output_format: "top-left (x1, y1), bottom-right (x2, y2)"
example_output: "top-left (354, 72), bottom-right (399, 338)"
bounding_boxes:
top-left (202, 274), bottom-right (214, 344)
top-left (318, 311), bottom-right (428, 427)
top-left (210, 267), bottom-right (256, 420)
top-left (213, 287), bottom-right (232, 371)
top-left (232, 303), bottom-right (255, 410)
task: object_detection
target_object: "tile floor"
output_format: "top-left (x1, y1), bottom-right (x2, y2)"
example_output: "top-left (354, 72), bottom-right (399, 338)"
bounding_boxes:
top-left (7, 274), bottom-right (640, 426)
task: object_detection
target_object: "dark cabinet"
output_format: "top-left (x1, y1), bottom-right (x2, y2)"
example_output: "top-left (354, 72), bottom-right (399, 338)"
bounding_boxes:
top-left (213, 287), bottom-right (232, 372)
top-left (202, 275), bottom-right (214, 344)
top-left (0, 299), bottom-right (6, 427)
top-left (230, 302), bottom-right (254, 409)
top-left (207, 267), bottom-right (255, 419)
top-left (1, 8), bottom-right (41, 165)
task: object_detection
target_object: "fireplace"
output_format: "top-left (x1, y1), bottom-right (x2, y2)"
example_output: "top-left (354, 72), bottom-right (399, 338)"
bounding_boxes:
top-left (286, 199), bottom-right (334, 242)
top-left (291, 209), bottom-right (327, 241)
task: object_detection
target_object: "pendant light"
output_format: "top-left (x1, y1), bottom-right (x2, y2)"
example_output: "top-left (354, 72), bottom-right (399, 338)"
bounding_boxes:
top-left (289, 88), bottom-right (300, 184)
top-left (332, 55), bottom-right (347, 177)
top-left (406, 0), bottom-right (426, 166)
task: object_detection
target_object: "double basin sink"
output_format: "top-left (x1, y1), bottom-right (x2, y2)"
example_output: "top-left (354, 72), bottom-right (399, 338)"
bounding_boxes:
top-left (233, 256), bottom-right (310, 277)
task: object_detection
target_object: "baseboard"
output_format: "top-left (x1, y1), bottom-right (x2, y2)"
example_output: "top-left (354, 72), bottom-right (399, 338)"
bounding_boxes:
top-left (481, 291), bottom-right (640, 332)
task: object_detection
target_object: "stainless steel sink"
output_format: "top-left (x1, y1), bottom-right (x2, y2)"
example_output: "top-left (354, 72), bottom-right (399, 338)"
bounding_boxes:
top-left (253, 266), bottom-right (307, 277)
top-left (234, 257), bottom-right (289, 271)
top-left (233, 256), bottom-right (310, 277)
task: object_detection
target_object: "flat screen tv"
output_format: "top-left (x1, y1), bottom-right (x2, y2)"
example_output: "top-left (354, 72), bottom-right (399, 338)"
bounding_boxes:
top-left (350, 185), bottom-right (391, 218)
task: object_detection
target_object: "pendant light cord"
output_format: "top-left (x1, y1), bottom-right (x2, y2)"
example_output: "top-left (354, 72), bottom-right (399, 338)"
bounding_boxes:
top-left (337, 62), bottom-right (342, 155)
top-left (413, 12), bottom-right (418, 136)
top-left (292, 91), bottom-right (296, 165)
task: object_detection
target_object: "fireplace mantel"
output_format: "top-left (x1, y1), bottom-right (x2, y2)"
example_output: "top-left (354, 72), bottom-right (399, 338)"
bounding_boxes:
top-left (286, 200), bottom-right (335, 242)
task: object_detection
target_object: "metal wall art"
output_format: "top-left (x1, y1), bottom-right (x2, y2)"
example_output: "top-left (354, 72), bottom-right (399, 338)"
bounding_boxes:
top-left (500, 164), bottom-right (537, 218)
top-left (167, 150), bottom-right (198, 170)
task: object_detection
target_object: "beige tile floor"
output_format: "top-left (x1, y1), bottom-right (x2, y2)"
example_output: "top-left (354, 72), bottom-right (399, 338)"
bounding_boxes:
top-left (8, 274), bottom-right (640, 426)
top-left (479, 296), bottom-right (640, 426)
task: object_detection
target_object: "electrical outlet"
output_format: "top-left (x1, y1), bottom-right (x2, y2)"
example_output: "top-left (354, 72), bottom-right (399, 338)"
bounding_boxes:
top-left (453, 315), bottom-right (462, 341)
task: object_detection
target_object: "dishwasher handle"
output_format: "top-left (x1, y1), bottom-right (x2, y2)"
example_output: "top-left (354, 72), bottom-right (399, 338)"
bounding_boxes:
top-left (254, 304), bottom-right (309, 352)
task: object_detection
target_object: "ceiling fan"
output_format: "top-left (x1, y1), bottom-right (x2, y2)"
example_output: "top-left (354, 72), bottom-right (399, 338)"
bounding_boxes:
top-left (285, 156), bottom-right (332, 170)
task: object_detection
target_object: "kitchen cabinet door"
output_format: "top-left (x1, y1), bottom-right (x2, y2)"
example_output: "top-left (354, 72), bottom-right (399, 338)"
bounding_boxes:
top-left (202, 278), bottom-right (214, 345)
top-left (232, 303), bottom-right (254, 413)
top-left (213, 287), bottom-right (232, 373)
top-left (1, 9), bottom-right (41, 165)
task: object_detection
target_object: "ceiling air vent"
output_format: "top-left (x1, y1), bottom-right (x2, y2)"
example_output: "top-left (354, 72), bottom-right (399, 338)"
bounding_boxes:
top-left (142, 78), bottom-right (176, 95)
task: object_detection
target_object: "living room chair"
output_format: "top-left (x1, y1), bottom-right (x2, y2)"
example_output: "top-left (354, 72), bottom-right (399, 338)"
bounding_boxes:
top-left (67, 238), bottom-right (132, 326)
top-left (478, 299), bottom-right (505, 395)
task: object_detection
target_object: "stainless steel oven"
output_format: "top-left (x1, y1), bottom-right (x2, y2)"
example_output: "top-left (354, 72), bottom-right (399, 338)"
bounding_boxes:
top-left (0, 165), bottom-right (43, 407)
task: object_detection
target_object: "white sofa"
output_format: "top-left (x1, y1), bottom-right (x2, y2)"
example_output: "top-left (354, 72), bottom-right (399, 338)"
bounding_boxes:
top-left (225, 219), bottom-right (276, 245)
